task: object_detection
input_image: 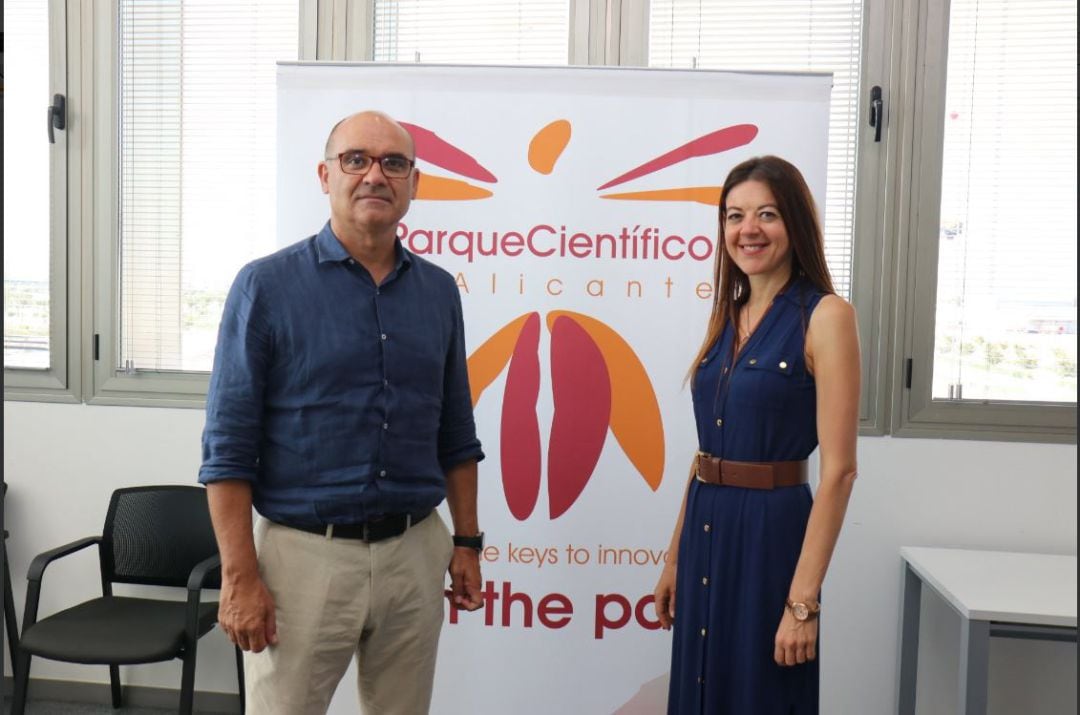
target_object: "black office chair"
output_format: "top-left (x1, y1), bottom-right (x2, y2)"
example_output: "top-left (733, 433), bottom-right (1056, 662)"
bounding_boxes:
top-left (11, 485), bottom-right (244, 714)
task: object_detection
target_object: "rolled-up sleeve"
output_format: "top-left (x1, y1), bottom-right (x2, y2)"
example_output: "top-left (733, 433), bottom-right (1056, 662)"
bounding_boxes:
top-left (199, 265), bottom-right (273, 484)
top-left (437, 287), bottom-right (485, 472)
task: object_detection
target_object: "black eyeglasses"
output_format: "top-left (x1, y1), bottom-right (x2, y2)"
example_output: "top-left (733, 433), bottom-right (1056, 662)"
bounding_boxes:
top-left (326, 150), bottom-right (415, 179)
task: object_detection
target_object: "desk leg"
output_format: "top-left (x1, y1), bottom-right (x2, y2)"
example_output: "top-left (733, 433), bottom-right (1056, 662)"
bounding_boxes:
top-left (897, 563), bottom-right (921, 715)
top-left (958, 618), bottom-right (989, 715)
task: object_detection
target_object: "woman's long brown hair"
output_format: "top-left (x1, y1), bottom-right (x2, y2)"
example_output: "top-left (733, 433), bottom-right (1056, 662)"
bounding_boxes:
top-left (688, 155), bottom-right (835, 383)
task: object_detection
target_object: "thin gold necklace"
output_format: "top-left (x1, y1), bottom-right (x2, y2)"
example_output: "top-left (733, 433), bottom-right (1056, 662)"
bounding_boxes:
top-left (739, 296), bottom-right (776, 345)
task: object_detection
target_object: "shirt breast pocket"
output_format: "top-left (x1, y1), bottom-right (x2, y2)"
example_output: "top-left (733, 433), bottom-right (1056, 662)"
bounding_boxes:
top-left (390, 325), bottom-right (447, 400)
top-left (733, 355), bottom-right (796, 411)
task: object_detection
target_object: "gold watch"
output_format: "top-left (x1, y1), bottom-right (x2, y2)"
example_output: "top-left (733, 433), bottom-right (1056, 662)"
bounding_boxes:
top-left (785, 598), bottom-right (820, 621)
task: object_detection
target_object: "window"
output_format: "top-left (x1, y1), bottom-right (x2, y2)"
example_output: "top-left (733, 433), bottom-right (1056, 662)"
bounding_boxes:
top-left (4, 2), bottom-right (51, 370)
top-left (117, 0), bottom-right (298, 374)
top-left (372, 0), bottom-right (571, 65)
top-left (88, 0), bottom-right (298, 402)
top-left (900, 0), bottom-right (1076, 439)
top-left (3, 0), bottom-right (77, 400)
top-left (649, 0), bottom-right (865, 300)
top-left (930, 0), bottom-right (1076, 403)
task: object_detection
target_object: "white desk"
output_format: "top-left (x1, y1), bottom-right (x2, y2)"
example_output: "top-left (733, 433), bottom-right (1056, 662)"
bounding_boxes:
top-left (896, 547), bottom-right (1077, 715)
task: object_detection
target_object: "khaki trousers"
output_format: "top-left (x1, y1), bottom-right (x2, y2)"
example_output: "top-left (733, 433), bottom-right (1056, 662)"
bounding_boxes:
top-left (244, 512), bottom-right (454, 714)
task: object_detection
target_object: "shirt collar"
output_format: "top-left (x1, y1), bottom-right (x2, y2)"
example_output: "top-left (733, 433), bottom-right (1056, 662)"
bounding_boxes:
top-left (315, 220), bottom-right (413, 272)
top-left (776, 275), bottom-right (815, 305)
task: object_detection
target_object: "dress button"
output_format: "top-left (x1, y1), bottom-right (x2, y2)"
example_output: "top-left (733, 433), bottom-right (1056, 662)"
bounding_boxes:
top-left (700, 628), bottom-right (707, 637)
top-left (702, 577), bottom-right (709, 586)
top-left (383, 379), bottom-right (389, 387)
top-left (715, 418), bottom-right (723, 427)
top-left (379, 470), bottom-right (387, 477)
top-left (382, 423), bottom-right (389, 430)
top-left (748, 358), bottom-right (758, 365)
top-left (779, 360), bottom-right (788, 369)
top-left (380, 333), bottom-right (387, 341)
top-left (697, 677), bottom-right (704, 685)
top-left (703, 524), bottom-right (711, 533)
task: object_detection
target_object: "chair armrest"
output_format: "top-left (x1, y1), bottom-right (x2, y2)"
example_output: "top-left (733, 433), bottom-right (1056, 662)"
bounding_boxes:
top-left (22, 535), bottom-right (102, 631)
top-left (185, 553), bottom-right (223, 641)
top-left (26, 536), bottom-right (101, 583)
top-left (186, 553), bottom-right (222, 593)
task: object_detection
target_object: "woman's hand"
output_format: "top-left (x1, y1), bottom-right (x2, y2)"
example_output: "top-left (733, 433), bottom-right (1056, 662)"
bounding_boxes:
top-left (773, 608), bottom-right (818, 666)
top-left (654, 562), bottom-right (677, 629)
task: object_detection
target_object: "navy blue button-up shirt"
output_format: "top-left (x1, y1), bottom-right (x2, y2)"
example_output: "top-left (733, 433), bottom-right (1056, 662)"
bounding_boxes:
top-left (199, 222), bottom-right (484, 526)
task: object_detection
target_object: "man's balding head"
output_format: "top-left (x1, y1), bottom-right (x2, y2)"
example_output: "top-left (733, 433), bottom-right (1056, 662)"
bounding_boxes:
top-left (324, 110), bottom-right (415, 160)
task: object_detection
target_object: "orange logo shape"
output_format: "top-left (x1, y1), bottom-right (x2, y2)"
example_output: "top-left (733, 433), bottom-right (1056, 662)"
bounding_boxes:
top-left (528, 120), bottom-right (572, 175)
top-left (468, 312), bottom-right (665, 520)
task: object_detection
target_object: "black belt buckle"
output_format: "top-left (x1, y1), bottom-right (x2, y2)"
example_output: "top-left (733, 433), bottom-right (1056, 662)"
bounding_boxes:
top-left (363, 513), bottom-right (409, 542)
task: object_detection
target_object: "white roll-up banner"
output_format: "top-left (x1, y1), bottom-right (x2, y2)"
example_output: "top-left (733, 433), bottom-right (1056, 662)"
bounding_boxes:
top-left (276, 62), bottom-right (831, 714)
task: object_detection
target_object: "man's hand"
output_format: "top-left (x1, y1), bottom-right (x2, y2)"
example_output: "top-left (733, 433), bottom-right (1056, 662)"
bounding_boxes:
top-left (218, 573), bottom-right (279, 652)
top-left (448, 547), bottom-right (483, 611)
top-left (653, 562), bottom-right (677, 629)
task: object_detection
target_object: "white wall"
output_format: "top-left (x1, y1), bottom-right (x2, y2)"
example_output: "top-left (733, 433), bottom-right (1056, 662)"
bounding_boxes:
top-left (4, 400), bottom-right (1076, 713)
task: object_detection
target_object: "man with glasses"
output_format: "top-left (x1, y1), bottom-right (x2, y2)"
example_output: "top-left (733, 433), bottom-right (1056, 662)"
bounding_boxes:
top-left (200, 110), bottom-right (485, 714)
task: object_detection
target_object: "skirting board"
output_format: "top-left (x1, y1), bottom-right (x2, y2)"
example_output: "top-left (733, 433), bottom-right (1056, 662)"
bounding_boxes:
top-left (2, 676), bottom-right (242, 713)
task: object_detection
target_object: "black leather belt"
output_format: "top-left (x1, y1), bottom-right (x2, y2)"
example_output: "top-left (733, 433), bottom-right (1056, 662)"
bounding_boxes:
top-left (279, 509), bottom-right (432, 543)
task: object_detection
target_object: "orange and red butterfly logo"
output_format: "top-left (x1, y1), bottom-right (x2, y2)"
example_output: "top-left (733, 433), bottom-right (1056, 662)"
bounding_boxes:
top-left (403, 117), bottom-right (759, 518)
top-left (467, 312), bottom-right (665, 521)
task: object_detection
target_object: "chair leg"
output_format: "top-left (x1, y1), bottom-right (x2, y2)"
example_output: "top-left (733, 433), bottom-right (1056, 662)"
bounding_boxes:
top-left (235, 645), bottom-right (246, 713)
top-left (109, 664), bottom-right (122, 708)
top-left (3, 539), bottom-right (19, 667)
top-left (11, 651), bottom-right (32, 715)
top-left (179, 645), bottom-right (198, 715)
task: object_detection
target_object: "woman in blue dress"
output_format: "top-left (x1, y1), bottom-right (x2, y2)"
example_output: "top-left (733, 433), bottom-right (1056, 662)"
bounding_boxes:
top-left (654, 156), bottom-right (860, 714)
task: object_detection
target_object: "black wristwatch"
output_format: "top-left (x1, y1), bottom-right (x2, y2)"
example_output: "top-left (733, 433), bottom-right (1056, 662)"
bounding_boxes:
top-left (452, 532), bottom-right (485, 551)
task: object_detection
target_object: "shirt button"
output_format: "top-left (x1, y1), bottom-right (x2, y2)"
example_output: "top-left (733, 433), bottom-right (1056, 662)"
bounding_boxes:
top-left (703, 524), bottom-right (711, 533)
top-left (702, 577), bottom-right (709, 586)
top-left (380, 333), bottom-right (387, 341)
top-left (383, 379), bottom-right (389, 387)
top-left (700, 628), bottom-right (707, 637)
top-left (382, 423), bottom-right (389, 430)
top-left (779, 360), bottom-right (788, 369)
top-left (379, 470), bottom-right (387, 477)
top-left (715, 418), bottom-right (723, 427)
top-left (697, 677), bottom-right (704, 684)
top-left (748, 358), bottom-right (758, 365)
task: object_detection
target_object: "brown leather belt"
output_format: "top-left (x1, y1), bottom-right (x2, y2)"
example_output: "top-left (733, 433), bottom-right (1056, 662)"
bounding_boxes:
top-left (695, 452), bottom-right (808, 490)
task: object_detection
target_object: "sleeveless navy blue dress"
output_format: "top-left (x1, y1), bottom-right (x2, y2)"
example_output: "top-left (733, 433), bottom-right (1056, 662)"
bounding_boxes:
top-left (668, 278), bottom-right (825, 714)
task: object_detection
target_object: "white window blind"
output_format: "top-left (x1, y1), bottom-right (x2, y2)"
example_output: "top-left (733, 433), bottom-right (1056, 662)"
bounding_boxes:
top-left (931, 0), bottom-right (1076, 403)
top-left (649, 0), bottom-right (863, 300)
top-left (4, 1), bottom-right (52, 370)
top-left (119, 0), bottom-right (297, 373)
top-left (373, 0), bottom-right (570, 65)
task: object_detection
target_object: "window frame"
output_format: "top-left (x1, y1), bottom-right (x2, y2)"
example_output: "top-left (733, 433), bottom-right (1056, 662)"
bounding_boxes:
top-left (83, 0), bottom-right (316, 407)
top-left (888, 0), bottom-right (1076, 442)
top-left (4, 0), bottom-right (82, 404)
